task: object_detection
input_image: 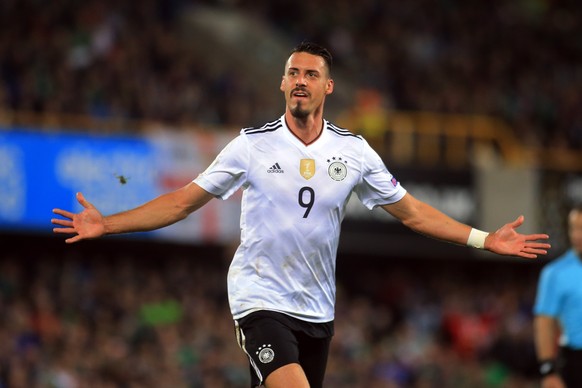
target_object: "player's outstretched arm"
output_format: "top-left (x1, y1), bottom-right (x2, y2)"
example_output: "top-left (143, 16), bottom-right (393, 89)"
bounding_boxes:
top-left (382, 193), bottom-right (550, 258)
top-left (52, 182), bottom-right (214, 244)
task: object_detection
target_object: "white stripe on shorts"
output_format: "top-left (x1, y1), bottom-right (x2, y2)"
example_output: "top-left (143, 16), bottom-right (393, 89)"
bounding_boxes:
top-left (235, 320), bottom-right (264, 385)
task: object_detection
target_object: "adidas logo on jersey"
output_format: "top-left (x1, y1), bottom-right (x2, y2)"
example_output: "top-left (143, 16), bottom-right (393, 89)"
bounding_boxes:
top-left (267, 163), bottom-right (284, 173)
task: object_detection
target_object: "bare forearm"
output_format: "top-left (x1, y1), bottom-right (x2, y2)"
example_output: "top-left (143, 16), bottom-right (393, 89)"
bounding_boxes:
top-left (104, 183), bottom-right (213, 235)
top-left (104, 193), bottom-right (185, 234)
top-left (383, 194), bottom-right (471, 246)
top-left (382, 193), bottom-right (550, 258)
top-left (534, 316), bottom-right (560, 359)
top-left (403, 201), bottom-right (471, 245)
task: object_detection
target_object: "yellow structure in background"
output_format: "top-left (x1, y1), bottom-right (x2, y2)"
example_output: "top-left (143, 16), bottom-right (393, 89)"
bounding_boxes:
top-left (382, 111), bottom-right (581, 172)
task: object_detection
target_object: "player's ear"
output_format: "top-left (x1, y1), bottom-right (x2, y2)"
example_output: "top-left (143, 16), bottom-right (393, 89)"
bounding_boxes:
top-left (280, 76), bottom-right (286, 92)
top-left (325, 78), bottom-right (334, 95)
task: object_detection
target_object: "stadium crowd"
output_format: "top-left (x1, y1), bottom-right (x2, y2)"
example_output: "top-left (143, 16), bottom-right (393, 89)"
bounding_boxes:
top-left (0, 240), bottom-right (543, 387)
top-left (1, 0), bottom-right (581, 148)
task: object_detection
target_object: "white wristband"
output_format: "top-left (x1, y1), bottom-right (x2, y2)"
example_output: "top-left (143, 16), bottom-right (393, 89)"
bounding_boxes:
top-left (467, 228), bottom-right (489, 249)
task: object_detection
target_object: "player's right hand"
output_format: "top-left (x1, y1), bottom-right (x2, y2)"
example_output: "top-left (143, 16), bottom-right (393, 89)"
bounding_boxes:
top-left (541, 374), bottom-right (566, 388)
top-left (52, 192), bottom-right (105, 243)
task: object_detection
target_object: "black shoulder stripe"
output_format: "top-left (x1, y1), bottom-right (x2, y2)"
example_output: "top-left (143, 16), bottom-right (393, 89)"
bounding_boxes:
top-left (243, 119), bottom-right (282, 135)
top-left (327, 123), bottom-right (362, 139)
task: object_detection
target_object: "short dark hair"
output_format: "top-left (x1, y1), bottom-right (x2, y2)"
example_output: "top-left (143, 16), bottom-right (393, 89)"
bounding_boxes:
top-left (290, 41), bottom-right (333, 76)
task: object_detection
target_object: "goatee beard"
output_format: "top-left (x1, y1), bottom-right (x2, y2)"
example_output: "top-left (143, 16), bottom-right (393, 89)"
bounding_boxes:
top-left (290, 105), bottom-right (309, 119)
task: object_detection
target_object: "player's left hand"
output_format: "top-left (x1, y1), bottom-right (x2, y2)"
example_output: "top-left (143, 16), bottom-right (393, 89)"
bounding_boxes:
top-left (486, 215), bottom-right (550, 258)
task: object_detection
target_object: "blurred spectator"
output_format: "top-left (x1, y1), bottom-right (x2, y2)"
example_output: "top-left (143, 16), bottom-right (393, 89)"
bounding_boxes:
top-left (1, 0), bottom-right (580, 150)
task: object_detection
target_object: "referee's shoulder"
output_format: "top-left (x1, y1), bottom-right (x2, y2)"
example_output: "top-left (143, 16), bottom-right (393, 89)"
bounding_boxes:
top-left (544, 250), bottom-right (577, 271)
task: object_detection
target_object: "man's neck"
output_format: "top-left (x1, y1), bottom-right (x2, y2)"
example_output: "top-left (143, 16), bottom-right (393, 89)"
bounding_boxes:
top-left (285, 111), bottom-right (324, 145)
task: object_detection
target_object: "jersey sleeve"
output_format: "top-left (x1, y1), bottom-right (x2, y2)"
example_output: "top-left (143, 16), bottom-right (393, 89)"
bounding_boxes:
top-left (533, 264), bottom-right (561, 317)
top-left (354, 139), bottom-right (407, 209)
top-left (193, 134), bottom-right (249, 200)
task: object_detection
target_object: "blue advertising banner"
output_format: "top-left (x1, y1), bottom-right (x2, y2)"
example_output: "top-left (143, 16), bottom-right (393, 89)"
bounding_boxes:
top-left (0, 126), bottom-right (242, 244)
top-left (0, 128), bottom-right (161, 233)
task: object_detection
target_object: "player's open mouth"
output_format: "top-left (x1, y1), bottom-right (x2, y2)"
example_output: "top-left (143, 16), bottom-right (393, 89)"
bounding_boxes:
top-left (292, 89), bottom-right (309, 98)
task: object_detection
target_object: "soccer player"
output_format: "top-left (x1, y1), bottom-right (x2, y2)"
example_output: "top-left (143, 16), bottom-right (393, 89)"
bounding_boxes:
top-left (534, 204), bottom-right (582, 388)
top-left (52, 41), bottom-right (551, 388)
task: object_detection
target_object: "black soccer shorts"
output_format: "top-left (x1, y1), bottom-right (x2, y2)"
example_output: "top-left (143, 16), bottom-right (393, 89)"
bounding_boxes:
top-left (234, 310), bottom-right (334, 388)
top-left (560, 346), bottom-right (582, 388)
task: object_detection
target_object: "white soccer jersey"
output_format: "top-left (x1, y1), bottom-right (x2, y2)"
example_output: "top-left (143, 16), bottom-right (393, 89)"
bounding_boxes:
top-left (194, 116), bottom-right (407, 323)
